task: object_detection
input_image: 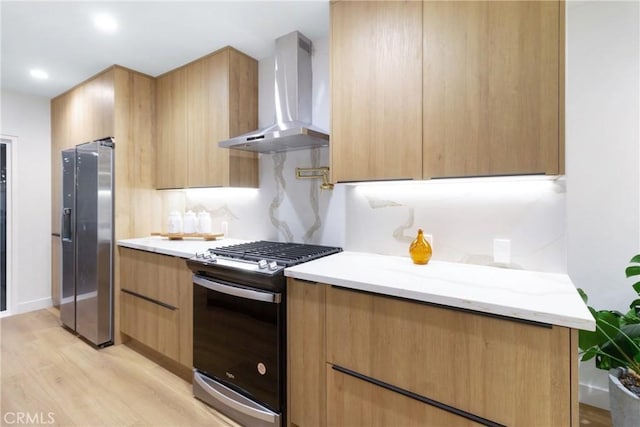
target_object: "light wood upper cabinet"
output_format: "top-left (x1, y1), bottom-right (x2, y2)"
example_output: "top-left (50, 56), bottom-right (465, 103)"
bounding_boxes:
top-left (423, 1), bottom-right (562, 178)
top-left (330, 0), bottom-right (564, 182)
top-left (187, 52), bottom-right (228, 187)
top-left (155, 47), bottom-right (259, 189)
top-left (50, 71), bottom-right (116, 234)
top-left (156, 67), bottom-right (188, 189)
top-left (330, 1), bottom-right (423, 183)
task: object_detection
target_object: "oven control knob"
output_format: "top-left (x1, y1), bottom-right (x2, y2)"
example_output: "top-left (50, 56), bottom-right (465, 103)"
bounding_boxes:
top-left (195, 252), bottom-right (204, 259)
top-left (258, 259), bottom-right (268, 269)
top-left (268, 261), bottom-right (279, 271)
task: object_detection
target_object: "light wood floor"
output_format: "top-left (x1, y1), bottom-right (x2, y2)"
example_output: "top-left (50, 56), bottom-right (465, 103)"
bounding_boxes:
top-left (1, 309), bottom-right (613, 427)
top-left (580, 403), bottom-right (612, 427)
top-left (1, 308), bottom-right (239, 426)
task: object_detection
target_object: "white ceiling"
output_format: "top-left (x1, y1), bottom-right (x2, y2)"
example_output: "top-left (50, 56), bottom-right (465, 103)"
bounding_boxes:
top-left (0, 1), bottom-right (330, 99)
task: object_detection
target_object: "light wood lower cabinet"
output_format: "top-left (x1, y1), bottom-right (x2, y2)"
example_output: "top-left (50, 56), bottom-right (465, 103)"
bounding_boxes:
top-left (287, 280), bottom-right (578, 427)
top-left (327, 366), bottom-right (481, 427)
top-left (120, 291), bottom-right (179, 361)
top-left (119, 247), bottom-right (192, 368)
top-left (287, 279), bottom-right (327, 427)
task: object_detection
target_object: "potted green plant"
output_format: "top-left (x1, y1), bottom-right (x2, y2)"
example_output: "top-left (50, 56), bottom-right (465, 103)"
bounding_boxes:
top-left (579, 254), bottom-right (640, 427)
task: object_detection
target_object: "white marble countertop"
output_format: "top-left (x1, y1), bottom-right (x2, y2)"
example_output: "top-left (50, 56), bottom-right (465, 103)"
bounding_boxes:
top-left (285, 251), bottom-right (595, 331)
top-left (116, 236), bottom-right (248, 258)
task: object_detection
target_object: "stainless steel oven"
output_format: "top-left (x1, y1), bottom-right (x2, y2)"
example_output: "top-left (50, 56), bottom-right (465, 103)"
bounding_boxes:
top-left (192, 275), bottom-right (284, 426)
top-left (187, 241), bottom-right (342, 427)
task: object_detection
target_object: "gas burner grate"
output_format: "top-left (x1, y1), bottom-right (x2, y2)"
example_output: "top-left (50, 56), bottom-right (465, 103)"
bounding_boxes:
top-left (209, 241), bottom-right (342, 266)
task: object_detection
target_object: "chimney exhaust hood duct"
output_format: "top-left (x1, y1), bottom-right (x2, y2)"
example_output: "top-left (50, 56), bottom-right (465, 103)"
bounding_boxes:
top-left (218, 31), bottom-right (329, 153)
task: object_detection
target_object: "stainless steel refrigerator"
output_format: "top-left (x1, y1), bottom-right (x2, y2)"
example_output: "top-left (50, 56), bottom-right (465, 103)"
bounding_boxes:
top-left (61, 137), bottom-right (114, 347)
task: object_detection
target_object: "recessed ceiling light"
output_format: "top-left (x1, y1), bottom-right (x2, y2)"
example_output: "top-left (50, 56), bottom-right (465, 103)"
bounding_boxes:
top-left (30, 69), bottom-right (49, 80)
top-left (94, 13), bottom-right (118, 32)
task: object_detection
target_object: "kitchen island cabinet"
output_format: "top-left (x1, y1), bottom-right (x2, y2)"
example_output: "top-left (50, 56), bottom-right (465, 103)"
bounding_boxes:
top-left (330, 0), bottom-right (564, 182)
top-left (285, 252), bottom-right (593, 427)
top-left (155, 47), bottom-right (259, 189)
top-left (119, 247), bottom-right (193, 374)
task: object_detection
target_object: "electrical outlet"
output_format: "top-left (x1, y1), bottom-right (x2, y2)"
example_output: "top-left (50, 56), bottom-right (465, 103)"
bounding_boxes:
top-left (493, 239), bottom-right (511, 264)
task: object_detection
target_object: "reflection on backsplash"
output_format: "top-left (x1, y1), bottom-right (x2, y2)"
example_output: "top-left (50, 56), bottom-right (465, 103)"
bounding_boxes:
top-left (157, 158), bottom-right (566, 273)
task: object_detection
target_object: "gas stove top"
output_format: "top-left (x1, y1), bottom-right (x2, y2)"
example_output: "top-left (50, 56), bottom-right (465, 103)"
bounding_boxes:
top-left (208, 240), bottom-right (341, 266)
top-left (187, 241), bottom-right (342, 291)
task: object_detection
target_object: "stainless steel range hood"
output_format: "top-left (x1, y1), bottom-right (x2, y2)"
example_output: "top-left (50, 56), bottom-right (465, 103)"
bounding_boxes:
top-left (219, 31), bottom-right (329, 153)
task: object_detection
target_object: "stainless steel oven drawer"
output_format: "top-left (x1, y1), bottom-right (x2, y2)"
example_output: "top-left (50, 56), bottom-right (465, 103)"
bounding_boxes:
top-left (193, 370), bottom-right (281, 427)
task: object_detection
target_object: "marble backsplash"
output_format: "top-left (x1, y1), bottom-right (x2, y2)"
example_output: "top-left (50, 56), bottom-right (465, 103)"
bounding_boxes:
top-left (159, 147), bottom-right (343, 246)
top-left (345, 177), bottom-right (567, 273)
top-left (159, 150), bottom-right (567, 274)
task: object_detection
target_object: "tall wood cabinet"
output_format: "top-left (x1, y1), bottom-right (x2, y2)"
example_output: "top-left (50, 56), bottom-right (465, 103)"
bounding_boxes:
top-left (155, 47), bottom-right (259, 189)
top-left (330, 0), bottom-right (564, 182)
top-left (287, 279), bottom-right (579, 427)
top-left (50, 67), bottom-right (158, 339)
top-left (50, 69), bottom-right (117, 306)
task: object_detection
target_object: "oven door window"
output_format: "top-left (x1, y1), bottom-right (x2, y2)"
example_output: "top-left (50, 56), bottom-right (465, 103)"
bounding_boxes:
top-left (193, 277), bottom-right (283, 412)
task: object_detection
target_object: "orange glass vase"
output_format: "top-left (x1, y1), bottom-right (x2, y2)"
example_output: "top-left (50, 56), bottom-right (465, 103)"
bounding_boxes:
top-left (409, 228), bottom-right (432, 265)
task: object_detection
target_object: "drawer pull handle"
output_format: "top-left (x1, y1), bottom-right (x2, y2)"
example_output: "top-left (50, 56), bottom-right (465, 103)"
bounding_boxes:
top-left (331, 365), bottom-right (506, 427)
top-left (121, 289), bottom-right (178, 310)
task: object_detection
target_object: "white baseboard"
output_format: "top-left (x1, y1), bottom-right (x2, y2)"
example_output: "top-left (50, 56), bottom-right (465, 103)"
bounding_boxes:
top-left (15, 297), bottom-right (53, 314)
top-left (580, 382), bottom-right (610, 410)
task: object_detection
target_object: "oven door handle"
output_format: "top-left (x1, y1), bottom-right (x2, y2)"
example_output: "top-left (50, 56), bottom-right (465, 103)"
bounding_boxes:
top-left (193, 275), bottom-right (281, 304)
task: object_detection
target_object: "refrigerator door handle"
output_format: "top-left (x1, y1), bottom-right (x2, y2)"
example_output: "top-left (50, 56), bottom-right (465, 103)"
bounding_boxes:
top-left (62, 208), bottom-right (72, 242)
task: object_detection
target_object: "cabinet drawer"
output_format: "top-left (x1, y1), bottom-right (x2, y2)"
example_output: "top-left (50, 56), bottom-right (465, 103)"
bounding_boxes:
top-left (120, 291), bottom-right (179, 361)
top-left (119, 248), bottom-right (180, 307)
top-left (326, 286), bottom-right (571, 426)
top-left (327, 365), bottom-right (483, 427)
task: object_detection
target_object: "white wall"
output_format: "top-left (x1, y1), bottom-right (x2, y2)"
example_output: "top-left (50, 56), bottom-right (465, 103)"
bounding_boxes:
top-left (0, 89), bottom-right (52, 314)
top-left (566, 0), bottom-right (640, 409)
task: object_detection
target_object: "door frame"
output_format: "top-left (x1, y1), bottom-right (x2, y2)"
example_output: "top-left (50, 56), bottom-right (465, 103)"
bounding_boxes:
top-left (0, 135), bottom-right (16, 317)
